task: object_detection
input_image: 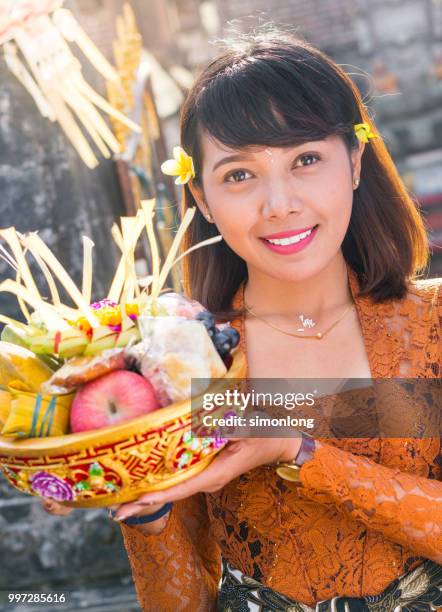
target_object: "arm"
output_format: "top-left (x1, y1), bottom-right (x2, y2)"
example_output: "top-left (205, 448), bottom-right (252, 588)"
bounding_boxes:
top-left (294, 284), bottom-right (442, 561)
top-left (297, 437), bottom-right (442, 563)
top-left (120, 493), bottom-right (221, 612)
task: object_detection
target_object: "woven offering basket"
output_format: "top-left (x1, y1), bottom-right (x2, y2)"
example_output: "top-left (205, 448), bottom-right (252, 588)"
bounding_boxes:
top-left (0, 349), bottom-right (246, 508)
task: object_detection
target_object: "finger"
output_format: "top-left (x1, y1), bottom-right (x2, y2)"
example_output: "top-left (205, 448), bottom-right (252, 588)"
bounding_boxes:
top-left (41, 499), bottom-right (56, 513)
top-left (42, 498), bottom-right (62, 512)
top-left (113, 501), bottom-right (157, 521)
top-left (41, 499), bottom-right (73, 516)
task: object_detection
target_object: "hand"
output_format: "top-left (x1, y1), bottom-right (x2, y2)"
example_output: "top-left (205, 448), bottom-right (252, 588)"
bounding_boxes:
top-left (114, 436), bottom-right (302, 522)
top-left (41, 498), bottom-right (74, 516)
top-left (39, 497), bottom-right (169, 535)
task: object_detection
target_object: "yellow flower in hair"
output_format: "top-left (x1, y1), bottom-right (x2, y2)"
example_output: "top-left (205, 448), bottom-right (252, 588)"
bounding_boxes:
top-left (161, 146), bottom-right (195, 185)
top-left (354, 122), bottom-right (377, 143)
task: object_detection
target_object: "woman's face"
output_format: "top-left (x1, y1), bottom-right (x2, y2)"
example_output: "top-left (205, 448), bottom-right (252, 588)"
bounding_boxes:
top-left (190, 132), bottom-right (364, 283)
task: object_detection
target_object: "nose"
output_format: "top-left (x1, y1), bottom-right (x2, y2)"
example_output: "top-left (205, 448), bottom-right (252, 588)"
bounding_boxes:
top-left (260, 178), bottom-right (304, 221)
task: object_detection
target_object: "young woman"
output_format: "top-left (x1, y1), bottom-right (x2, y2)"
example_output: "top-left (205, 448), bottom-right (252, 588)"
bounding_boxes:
top-left (45, 31), bottom-right (442, 611)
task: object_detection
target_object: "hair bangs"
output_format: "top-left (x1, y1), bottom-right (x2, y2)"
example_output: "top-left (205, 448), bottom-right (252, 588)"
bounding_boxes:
top-left (194, 54), bottom-right (352, 152)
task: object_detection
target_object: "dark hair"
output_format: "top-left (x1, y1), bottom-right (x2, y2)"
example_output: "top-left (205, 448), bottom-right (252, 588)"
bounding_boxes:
top-left (179, 30), bottom-right (428, 318)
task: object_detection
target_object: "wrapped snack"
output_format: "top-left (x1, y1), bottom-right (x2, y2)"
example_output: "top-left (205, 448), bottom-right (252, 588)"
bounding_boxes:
top-left (1, 383), bottom-right (74, 439)
top-left (0, 341), bottom-right (53, 392)
top-left (133, 316), bottom-right (227, 407)
top-left (0, 389), bottom-right (11, 429)
top-left (42, 348), bottom-right (127, 395)
top-left (143, 292), bottom-right (206, 319)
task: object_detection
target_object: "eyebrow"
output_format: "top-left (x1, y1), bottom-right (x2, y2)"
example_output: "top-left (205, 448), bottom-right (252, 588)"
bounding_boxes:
top-left (211, 141), bottom-right (326, 172)
top-left (212, 154), bottom-right (254, 172)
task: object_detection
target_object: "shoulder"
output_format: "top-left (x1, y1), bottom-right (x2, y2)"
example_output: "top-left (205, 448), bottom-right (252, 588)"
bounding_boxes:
top-left (406, 276), bottom-right (442, 314)
top-left (395, 277), bottom-right (442, 344)
top-left (364, 276), bottom-right (442, 329)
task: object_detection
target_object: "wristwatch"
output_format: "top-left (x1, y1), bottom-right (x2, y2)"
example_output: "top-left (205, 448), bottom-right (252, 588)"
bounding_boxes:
top-left (275, 432), bottom-right (316, 483)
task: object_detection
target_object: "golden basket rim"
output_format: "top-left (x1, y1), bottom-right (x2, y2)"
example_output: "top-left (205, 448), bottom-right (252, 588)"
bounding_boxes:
top-left (0, 348), bottom-right (246, 456)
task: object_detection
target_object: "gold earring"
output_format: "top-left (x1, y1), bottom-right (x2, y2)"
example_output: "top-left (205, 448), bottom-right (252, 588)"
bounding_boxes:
top-left (353, 177), bottom-right (360, 189)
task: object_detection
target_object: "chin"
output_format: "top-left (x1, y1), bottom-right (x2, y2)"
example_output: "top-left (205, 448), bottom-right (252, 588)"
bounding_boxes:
top-left (258, 252), bottom-right (344, 284)
top-left (271, 264), bottom-right (324, 283)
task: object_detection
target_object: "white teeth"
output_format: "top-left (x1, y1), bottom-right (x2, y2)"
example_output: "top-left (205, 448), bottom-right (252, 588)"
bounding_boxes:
top-left (266, 228), bottom-right (313, 246)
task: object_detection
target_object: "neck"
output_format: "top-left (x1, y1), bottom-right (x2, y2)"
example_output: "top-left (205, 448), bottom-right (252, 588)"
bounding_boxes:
top-left (243, 253), bottom-right (352, 319)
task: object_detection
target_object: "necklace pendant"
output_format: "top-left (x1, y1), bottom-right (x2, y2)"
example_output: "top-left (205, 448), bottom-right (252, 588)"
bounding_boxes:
top-left (299, 314), bottom-right (316, 329)
top-left (316, 332), bottom-right (323, 339)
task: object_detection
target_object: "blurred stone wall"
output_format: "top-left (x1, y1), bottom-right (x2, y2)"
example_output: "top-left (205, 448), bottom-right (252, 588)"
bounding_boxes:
top-left (0, 13), bottom-right (139, 612)
top-left (0, 57), bottom-right (126, 320)
top-left (0, 480), bottom-right (138, 612)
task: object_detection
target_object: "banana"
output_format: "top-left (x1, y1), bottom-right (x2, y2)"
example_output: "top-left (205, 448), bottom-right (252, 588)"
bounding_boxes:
top-left (0, 341), bottom-right (53, 392)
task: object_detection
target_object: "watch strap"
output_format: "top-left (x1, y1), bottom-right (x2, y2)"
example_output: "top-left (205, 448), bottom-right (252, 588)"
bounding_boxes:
top-left (294, 432), bottom-right (316, 467)
top-left (276, 433), bottom-right (316, 483)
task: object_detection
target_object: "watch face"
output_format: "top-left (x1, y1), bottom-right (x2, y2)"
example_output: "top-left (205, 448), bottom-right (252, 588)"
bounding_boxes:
top-left (276, 465), bottom-right (302, 483)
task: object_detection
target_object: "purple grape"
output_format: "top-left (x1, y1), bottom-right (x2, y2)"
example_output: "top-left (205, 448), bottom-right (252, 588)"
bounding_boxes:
top-left (196, 311), bottom-right (215, 327)
top-left (213, 331), bottom-right (232, 356)
top-left (196, 312), bottom-right (240, 359)
top-left (221, 326), bottom-right (240, 349)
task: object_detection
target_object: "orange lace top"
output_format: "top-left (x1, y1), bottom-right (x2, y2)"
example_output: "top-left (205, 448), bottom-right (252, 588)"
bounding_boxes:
top-left (120, 269), bottom-right (442, 611)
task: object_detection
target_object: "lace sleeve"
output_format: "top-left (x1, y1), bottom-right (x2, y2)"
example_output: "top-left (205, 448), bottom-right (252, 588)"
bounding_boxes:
top-left (298, 439), bottom-right (442, 563)
top-left (120, 493), bottom-right (221, 611)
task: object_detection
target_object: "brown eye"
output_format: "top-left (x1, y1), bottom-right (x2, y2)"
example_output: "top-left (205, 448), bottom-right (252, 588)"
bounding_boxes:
top-left (225, 170), bottom-right (251, 183)
top-left (295, 153), bottom-right (320, 167)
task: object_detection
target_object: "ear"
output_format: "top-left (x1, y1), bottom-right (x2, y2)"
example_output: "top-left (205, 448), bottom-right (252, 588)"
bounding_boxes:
top-left (187, 180), bottom-right (209, 218)
top-left (351, 140), bottom-right (365, 179)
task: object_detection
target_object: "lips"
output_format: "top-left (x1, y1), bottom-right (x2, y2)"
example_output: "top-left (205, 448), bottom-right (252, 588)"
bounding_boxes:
top-left (260, 225), bottom-right (319, 255)
top-left (261, 225), bottom-right (317, 240)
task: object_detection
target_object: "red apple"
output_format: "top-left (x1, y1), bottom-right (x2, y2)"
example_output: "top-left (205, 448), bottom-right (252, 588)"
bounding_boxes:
top-left (70, 370), bottom-right (160, 433)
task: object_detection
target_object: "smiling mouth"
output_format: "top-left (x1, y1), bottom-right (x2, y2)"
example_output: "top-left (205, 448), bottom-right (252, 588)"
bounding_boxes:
top-left (261, 225), bottom-right (319, 246)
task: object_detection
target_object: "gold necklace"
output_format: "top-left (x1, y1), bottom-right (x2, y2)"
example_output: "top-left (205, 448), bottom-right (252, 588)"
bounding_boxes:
top-left (244, 300), bottom-right (354, 340)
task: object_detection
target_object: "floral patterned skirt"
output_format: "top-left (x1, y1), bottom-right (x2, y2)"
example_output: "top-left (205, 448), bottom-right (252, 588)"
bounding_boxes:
top-left (217, 557), bottom-right (442, 612)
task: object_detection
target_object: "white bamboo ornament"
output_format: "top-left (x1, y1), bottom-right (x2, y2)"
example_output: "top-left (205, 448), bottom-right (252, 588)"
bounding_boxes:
top-left (0, 199), bottom-right (223, 354)
top-left (0, 1), bottom-right (141, 168)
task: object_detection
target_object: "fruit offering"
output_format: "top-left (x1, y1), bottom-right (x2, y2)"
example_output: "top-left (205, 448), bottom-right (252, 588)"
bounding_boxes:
top-left (195, 312), bottom-right (240, 358)
top-left (0, 199), bottom-right (231, 440)
top-left (0, 198), bottom-right (245, 507)
top-left (70, 370), bottom-right (160, 433)
top-left (42, 349), bottom-right (127, 394)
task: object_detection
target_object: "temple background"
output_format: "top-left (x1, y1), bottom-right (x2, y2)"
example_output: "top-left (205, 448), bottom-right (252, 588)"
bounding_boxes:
top-left (0, 1), bottom-right (441, 610)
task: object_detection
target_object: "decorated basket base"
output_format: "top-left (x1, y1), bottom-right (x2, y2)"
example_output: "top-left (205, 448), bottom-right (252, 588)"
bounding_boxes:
top-left (0, 349), bottom-right (246, 508)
